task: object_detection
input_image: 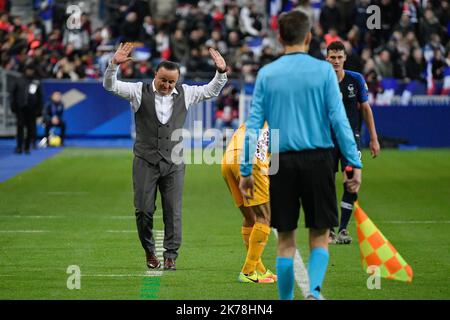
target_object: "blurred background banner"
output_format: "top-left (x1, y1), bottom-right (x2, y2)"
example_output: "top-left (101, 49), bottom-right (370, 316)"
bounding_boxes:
top-left (0, 79), bottom-right (441, 147)
top-left (0, 0), bottom-right (449, 146)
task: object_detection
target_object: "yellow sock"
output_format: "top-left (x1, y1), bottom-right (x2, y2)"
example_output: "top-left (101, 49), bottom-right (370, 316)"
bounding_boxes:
top-left (242, 226), bottom-right (266, 274)
top-left (241, 226), bottom-right (252, 250)
top-left (241, 222), bottom-right (270, 275)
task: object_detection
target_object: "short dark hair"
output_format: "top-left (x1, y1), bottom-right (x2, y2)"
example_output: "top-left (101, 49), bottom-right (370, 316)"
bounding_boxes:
top-left (278, 10), bottom-right (311, 46)
top-left (327, 41), bottom-right (346, 54)
top-left (156, 60), bottom-right (180, 74)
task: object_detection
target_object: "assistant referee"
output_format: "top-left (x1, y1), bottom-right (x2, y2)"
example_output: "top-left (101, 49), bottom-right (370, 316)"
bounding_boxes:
top-left (239, 10), bottom-right (362, 300)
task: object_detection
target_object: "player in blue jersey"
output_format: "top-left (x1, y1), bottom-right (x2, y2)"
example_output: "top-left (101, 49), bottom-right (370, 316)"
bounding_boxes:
top-left (326, 41), bottom-right (380, 245)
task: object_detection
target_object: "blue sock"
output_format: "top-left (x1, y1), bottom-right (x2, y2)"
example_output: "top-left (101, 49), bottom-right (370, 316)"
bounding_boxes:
top-left (307, 247), bottom-right (329, 299)
top-left (276, 257), bottom-right (294, 300)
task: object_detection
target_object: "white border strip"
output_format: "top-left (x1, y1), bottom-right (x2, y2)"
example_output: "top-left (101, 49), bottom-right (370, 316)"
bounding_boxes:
top-left (0, 230), bottom-right (49, 233)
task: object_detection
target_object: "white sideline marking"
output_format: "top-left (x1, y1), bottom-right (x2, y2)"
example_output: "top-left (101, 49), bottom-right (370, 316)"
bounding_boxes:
top-left (41, 192), bottom-right (89, 195)
top-left (82, 272), bottom-right (162, 278)
top-left (106, 230), bottom-right (135, 233)
top-left (0, 230), bottom-right (48, 233)
top-left (272, 229), bottom-right (324, 300)
top-left (80, 231), bottom-right (165, 279)
top-left (110, 216), bottom-right (162, 219)
top-left (378, 220), bottom-right (450, 224)
top-left (0, 216), bottom-right (62, 219)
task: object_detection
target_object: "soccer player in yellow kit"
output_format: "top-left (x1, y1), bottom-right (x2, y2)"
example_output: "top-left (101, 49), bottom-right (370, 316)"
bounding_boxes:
top-left (221, 123), bottom-right (277, 283)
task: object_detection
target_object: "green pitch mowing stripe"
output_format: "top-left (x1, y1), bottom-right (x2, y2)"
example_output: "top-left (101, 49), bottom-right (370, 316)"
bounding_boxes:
top-left (0, 148), bottom-right (449, 299)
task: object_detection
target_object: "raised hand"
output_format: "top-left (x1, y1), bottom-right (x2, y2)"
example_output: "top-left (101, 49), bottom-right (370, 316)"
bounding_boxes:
top-left (111, 42), bottom-right (134, 65)
top-left (209, 48), bottom-right (227, 73)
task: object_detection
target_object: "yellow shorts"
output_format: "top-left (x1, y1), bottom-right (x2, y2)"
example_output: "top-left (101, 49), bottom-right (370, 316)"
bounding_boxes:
top-left (221, 151), bottom-right (269, 207)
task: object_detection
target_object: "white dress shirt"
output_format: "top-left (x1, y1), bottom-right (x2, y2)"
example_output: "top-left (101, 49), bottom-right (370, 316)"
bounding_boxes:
top-left (103, 63), bottom-right (228, 124)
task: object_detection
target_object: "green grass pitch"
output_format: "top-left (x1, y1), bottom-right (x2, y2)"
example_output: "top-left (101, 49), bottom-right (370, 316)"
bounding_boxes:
top-left (0, 148), bottom-right (449, 299)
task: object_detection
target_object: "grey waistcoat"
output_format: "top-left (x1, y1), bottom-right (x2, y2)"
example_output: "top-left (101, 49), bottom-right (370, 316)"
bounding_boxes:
top-left (133, 83), bottom-right (187, 165)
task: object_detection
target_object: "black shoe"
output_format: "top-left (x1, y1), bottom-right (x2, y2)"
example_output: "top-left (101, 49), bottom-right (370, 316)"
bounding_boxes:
top-left (24, 149), bottom-right (30, 154)
top-left (14, 147), bottom-right (22, 154)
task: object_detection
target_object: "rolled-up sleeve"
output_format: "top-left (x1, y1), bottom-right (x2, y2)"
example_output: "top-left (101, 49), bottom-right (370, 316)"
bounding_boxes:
top-left (182, 71), bottom-right (228, 108)
top-left (103, 62), bottom-right (143, 113)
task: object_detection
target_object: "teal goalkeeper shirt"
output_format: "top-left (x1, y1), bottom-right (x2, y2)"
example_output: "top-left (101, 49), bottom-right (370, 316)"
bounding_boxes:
top-left (240, 52), bottom-right (363, 177)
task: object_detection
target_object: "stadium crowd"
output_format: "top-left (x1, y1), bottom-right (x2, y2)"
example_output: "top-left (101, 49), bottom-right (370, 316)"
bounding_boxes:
top-left (0, 0), bottom-right (449, 98)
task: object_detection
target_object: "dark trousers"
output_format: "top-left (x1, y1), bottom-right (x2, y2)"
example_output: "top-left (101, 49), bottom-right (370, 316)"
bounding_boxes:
top-left (45, 121), bottom-right (66, 144)
top-left (15, 108), bottom-right (34, 151)
top-left (133, 156), bottom-right (185, 260)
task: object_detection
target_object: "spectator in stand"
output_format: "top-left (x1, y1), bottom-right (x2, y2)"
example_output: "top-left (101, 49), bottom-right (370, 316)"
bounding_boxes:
top-left (206, 30), bottom-right (228, 56)
top-left (386, 33), bottom-right (407, 79)
top-left (155, 29), bottom-right (171, 61)
top-left (309, 23), bottom-right (325, 60)
top-left (346, 26), bottom-right (361, 53)
top-left (343, 41), bottom-right (363, 74)
top-left (211, 4), bottom-right (225, 31)
top-left (170, 29), bottom-right (189, 64)
top-left (186, 47), bottom-right (202, 79)
top-left (150, 0), bottom-right (177, 29)
top-left (435, 1), bottom-right (450, 36)
top-left (63, 26), bottom-right (89, 52)
top-left (406, 47), bottom-right (426, 83)
top-left (225, 31), bottom-right (243, 72)
top-left (402, 0), bottom-right (420, 35)
top-left (34, 0), bottom-right (53, 36)
top-left (120, 11), bottom-right (140, 43)
top-left (336, 0), bottom-right (356, 35)
top-left (424, 33), bottom-right (446, 63)
top-left (419, 9), bottom-right (442, 45)
top-left (0, 0), bottom-right (449, 92)
top-left (43, 91), bottom-right (66, 146)
top-left (319, 0), bottom-right (341, 34)
top-left (134, 60), bottom-right (154, 79)
top-left (432, 49), bottom-right (446, 84)
top-left (366, 69), bottom-right (381, 100)
top-left (377, 0), bottom-right (402, 43)
top-left (404, 31), bottom-right (420, 53)
top-left (354, 0), bottom-right (370, 39)
top-left (0, 0), bottom-right (10, 13)
top-left (235, 43), bottom-right (257, 82)
top-left (239, 3), bottom-right (263, 37)
top-left (140, 15), bottom-right (156, 56)
top-left (259, 46), bottom-right (276, 67)
top-left (225, 3), bottom-right (241, 33)
top-left (324, 27), bottom-right (342, 46)
top-left (374, 49), bottom-right (394, 78)
top-left (394, 13), bottom-right (415, 37)
top-left (215, 85), bottom-right (239, 131)
top-left (296, 0), bottom-right (315, 26)
top-left (199, 45), bottom-right (217, 78)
